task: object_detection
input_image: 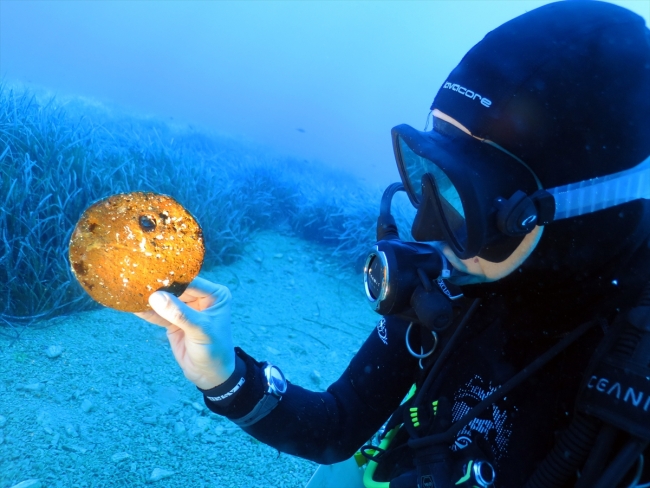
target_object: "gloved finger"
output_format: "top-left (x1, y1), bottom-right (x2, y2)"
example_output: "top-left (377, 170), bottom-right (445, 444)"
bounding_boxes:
top-left (202, 283), bottom-right (232, 315)
top-left (148, 290), bottom-right (213, 340)
top-left (177, 278), bottom-right (231, 312)
top-left (133, 309), bottom-right (178, 331)
top-left (135, 279), bottom-right (230, 328)
top-left (178, 276), bottom-right (217, 298)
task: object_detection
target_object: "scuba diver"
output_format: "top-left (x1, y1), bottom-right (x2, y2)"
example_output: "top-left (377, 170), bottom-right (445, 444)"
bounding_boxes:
top-left (135, 1), bottom-right (650, 486)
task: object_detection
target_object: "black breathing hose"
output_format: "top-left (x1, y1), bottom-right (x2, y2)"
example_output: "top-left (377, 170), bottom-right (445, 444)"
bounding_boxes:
top-left (411, 298), bottom-right (481, 411)
top-left (526, 278), bottom-right (650, 488)
top-left (592, 438), bottom-right (649, 488)
top-left (376, 183), bottom-right (405, 241)
top-left (524, 413), bottom-right (602, 488)
top-left (380, 183), bottom-right (405, 216)
top-left (574, 424), bottom-right (619, 488)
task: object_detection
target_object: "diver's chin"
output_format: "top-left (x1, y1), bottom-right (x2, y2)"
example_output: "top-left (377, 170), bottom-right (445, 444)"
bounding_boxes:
top-left (429, 241), bottom-right (490, 286)
top-left (447, 271), bottom-right (490, 286)
top-left (431, 226), bottom-right (544, 286)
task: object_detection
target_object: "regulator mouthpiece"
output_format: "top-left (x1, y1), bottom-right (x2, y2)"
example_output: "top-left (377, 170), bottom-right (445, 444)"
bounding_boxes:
top-left (363, 240), bottom-right (456, 317)
top-left (364, 183), bottom-right (463, 331)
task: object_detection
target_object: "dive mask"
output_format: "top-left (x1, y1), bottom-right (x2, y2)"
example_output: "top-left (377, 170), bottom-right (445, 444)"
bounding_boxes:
top-left (392, 115), bottom-right (650, 262)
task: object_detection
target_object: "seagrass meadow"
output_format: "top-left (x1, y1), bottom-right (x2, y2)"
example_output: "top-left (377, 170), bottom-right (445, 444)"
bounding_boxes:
top-left (0, 84), bottom-right (419, 487)
top-left (0, 84), bottom-right (414, 337)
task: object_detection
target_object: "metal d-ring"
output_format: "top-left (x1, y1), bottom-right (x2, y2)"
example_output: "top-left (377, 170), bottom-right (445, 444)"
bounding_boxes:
top-left (405, 322), bottom-right (439, 359)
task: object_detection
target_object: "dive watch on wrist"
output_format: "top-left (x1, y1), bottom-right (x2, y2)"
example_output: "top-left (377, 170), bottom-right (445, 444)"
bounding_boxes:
top-left (233, 362), bottom-right (287, 428)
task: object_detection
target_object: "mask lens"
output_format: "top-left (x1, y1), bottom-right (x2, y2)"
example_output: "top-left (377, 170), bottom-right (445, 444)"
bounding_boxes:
top-left (397, 135), bottom-right (468, 247)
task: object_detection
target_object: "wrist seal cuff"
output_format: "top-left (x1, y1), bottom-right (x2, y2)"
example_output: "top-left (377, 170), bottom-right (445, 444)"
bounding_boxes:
top-left (198, 355), bottom-right (247, 406)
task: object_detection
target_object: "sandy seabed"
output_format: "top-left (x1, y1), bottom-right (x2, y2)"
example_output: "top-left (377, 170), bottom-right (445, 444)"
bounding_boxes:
top-left (0, 232), bottom-right (379, 488)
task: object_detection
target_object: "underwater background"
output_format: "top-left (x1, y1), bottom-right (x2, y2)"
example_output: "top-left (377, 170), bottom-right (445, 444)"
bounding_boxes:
top-left (1, 1), bottom-right (649, 487)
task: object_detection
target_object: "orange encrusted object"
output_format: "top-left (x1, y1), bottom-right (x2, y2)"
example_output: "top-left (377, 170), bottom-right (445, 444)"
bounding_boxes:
top-left (69, 192), bottom-right (205, 312)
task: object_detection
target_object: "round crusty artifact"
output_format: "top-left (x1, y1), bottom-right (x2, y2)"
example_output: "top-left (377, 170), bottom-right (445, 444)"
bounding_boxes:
top-left (69, 192), bottom-right (205, 312)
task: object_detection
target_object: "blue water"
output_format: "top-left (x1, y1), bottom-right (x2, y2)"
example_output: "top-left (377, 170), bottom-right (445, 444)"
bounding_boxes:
top-left (4, 0), bottom-right (646, 187)
top-left (2, 2), bottom-right (650, 487)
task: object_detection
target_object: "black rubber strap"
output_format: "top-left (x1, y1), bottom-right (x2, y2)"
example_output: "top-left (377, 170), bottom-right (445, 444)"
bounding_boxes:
top-left (409, 318), bottom-right (598, 449)
top-left (232, 389), bottom-right (281, 428)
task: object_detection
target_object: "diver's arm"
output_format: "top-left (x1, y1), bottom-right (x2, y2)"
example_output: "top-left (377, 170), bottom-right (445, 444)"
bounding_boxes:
top-left (134, 277), bottom-right (418, 463)
top-left (202, 315), bottom-right (419, 464)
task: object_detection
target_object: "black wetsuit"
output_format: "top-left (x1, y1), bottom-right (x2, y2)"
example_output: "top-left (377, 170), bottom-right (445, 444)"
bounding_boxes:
top-left (204, 206), bottom-right (650, 487)
top-left (204, 299), bottom-right (599, 486)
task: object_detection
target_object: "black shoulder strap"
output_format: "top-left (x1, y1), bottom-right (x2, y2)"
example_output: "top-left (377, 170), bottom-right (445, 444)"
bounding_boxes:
top-left (526, 282), bottom-right (650, 488)
top-left (409, 318), bottom-right (598, 450)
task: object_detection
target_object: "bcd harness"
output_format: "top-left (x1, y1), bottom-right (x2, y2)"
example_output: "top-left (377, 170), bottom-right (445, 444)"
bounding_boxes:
top-left (359, 281), bottom-right (650, 488)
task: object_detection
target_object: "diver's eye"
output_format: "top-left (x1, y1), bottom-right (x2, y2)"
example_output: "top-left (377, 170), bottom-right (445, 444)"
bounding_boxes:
top-left (454, 435), bottom-right (472, 449)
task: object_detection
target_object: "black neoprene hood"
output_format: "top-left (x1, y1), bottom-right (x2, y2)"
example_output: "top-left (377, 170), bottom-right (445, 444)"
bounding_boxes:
top-left (410, 0), bottom-right (650, 280)
top-left (432, 0), bottom-right (650, 187)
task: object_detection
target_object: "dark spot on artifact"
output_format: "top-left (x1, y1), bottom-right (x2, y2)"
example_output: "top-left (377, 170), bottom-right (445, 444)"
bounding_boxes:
top-left (139, 215), bottom-right (156, 232)
top-left (72, 260), bottom-right (87, 276)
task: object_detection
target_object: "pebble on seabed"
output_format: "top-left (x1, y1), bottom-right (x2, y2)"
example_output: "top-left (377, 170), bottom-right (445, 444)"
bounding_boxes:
top-left (9, 480), bottom-right (42, 488)
top-left (80, 398), bottom-right (93, 413)
top-left (310, 370), bottom-right (322, 386)
top-left (111, 452), bottom-right (131, 463)
top-left (149, 468), bottom-right (175, 482)
top-left (45, 345), bottom-right (64, 358)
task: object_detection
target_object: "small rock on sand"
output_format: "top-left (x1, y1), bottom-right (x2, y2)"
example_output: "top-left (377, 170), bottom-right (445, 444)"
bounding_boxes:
top-left (310, 370), bottom-right (322, 386)
top-left (80, 399), bottom-right (93, 413)
top-left (10, 480), bottom-right (41, 488)
top-left (149, 468), bottom-right (175, 482)
top-left (45, 345), bottom-right (64, 358)
top-left (111, 452), bottom-right (131, 463)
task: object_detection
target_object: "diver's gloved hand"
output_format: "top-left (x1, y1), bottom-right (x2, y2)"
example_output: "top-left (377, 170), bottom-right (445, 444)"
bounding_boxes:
top-left (134, 277), bottom-right (235, 390)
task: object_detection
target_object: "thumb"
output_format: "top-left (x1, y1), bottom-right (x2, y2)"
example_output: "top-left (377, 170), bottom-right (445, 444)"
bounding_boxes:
top-left (149, 291), bottom-right (205, 334)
